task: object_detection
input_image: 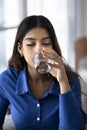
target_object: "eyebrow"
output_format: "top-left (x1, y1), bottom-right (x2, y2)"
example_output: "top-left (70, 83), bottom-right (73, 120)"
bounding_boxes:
top-left (24, 36), bottom-right (51, 41)
top-left (42, 36), bottom-right (51, 40)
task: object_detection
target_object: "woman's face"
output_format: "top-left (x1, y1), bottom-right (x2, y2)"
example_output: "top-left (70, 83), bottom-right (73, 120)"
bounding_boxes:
top-left (18, 27), bottom-right (52, 68)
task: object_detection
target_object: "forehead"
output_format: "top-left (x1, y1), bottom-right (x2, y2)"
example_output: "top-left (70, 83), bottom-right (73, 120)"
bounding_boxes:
top-left (24, 27), bottom-right (50, 38)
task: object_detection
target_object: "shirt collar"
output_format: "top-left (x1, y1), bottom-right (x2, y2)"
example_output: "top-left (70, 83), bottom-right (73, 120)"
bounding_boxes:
top-left (16, 67), bottom-right (30, 95)
top-left (45, 79), bottom-right (60, 96)
top-left (39, 79), bottom-right (60, 100)
top-left (16, 67), bottom-right (60, 96)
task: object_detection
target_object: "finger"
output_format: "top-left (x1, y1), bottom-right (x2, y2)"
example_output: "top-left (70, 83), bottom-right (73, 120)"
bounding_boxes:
top-left (48, 60), bottom-right (63, 69)
top-left (42, 48), bottom-right (61, 62)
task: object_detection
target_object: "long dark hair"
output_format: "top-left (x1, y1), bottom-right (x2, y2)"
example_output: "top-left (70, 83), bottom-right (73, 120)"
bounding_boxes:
top-left (8, 15), bottom-right (78, 82)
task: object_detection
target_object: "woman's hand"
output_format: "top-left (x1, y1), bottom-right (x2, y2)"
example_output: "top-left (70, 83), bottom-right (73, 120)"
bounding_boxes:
top-left (42, 47), bottom-right (66, 82)
top-left (42, 47), bottom-right (70, 93)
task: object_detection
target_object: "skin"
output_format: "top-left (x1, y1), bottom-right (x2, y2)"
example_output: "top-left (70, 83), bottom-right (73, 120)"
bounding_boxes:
top-left (18, 27), bottom-right (70, 99)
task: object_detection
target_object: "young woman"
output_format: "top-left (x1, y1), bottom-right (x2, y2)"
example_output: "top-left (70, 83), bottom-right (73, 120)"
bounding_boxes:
top-left (0, 15), bottom-right (87, 130)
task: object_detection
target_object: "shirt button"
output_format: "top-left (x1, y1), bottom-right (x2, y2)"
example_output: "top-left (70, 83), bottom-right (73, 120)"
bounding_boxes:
top-left (37, 103), bottom-right (40, 107)
top-left (37, 117), bottom-right (40, 121)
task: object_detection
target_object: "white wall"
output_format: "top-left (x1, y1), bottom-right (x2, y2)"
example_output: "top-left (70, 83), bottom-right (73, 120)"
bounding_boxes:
top-left (75, 0), bottom-right (87, 39)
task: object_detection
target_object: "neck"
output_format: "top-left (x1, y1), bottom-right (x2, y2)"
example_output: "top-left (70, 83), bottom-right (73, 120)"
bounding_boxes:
top-left (27, 65), bottom-right (52, 83)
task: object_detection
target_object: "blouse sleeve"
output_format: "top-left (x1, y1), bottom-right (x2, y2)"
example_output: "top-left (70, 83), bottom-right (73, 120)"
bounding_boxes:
top-left (59, 76), bottom-right (87, 130)
top-left (0, 80), bottom-right (9, 129)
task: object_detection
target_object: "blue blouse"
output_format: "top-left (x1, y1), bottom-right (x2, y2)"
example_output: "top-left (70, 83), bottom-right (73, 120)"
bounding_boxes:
top-left (0, 67), bottom-right (87, 130)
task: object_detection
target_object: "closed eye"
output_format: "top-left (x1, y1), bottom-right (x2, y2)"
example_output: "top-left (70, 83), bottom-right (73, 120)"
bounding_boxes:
top-left (26, 43), bottom-right (35, 46)
top-left (43, 43), bottom-right (51, 46)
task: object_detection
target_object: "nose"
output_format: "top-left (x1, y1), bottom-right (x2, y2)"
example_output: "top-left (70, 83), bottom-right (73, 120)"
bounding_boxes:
top-left (35, 43), bottom-right (42, 53)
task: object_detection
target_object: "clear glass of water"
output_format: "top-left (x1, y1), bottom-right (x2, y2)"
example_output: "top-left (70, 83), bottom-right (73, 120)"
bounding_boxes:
top-left (33, 52), bottom-right (54, 74)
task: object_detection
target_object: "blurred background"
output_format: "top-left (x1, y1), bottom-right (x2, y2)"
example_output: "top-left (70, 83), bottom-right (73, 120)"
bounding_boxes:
top-left (0, 0), bottom-right (87, 129)
top-left (0, 0), bottom-right (87, 73)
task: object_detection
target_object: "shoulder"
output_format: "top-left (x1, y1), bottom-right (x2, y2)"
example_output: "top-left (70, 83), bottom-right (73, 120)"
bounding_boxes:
top-left (71, 75), bottom-right (80, 85)
top-left (0, 67), bottom-right (20, 82)
top-left (70, 75), bottom-right (81, 91)
top-left (0, 67), bottom-right (22, 97)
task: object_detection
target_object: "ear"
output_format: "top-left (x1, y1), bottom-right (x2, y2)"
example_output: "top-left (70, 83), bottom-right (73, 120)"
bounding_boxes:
top-left (17, 43), bottom-right (23, 57)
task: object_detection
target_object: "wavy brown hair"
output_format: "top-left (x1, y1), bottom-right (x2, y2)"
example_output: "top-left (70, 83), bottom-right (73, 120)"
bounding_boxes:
top-left (8, 15), bottom-right (78, 83)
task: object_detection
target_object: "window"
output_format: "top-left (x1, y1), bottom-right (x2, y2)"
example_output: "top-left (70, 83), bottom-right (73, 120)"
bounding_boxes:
top-left (0, 0), bottom-right (26, 72)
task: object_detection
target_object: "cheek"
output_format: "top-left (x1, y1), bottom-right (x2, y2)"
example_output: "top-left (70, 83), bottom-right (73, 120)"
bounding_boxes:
top-left (47, 44), bottom-right (53, 49)
top-left (23, 50), bottom-right (34, 65)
